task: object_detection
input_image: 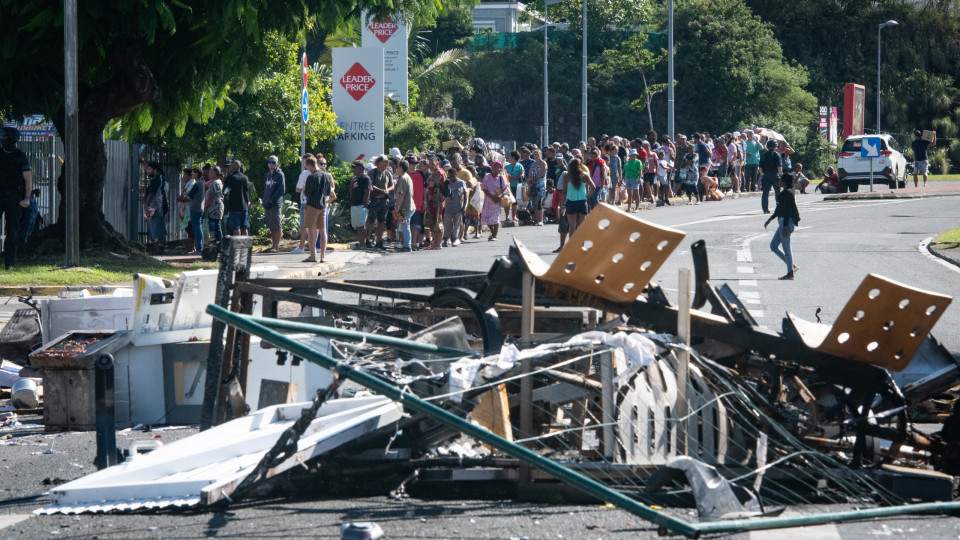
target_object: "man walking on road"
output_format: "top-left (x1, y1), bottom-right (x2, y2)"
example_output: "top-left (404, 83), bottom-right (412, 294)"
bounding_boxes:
top-left (0, 127), bottom-right (32, 269)
top-left (911, 130), bottom-right (936, 187)
top-left (758, 140), bottom-right (782, 214)
top-left (262, 155), bottom-right (285, 253)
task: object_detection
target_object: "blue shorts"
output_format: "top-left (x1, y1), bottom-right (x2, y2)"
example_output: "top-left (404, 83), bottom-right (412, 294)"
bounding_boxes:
top-left (148, 213), bottom-right (166, 241)
top-left (625, 178), bottom-right (640, 190)
top-left (411, 210), bottom-right (424, 231)
top-left (565, 200), bottom-right (587, 215)
top-left (227, 211), bottom-right (248, 231)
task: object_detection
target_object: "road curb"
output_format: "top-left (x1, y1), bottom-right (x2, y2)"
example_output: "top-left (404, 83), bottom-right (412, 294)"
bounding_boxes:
top-left (927, 243), bottom-right (960, 270)
top-left (824, 190), bottom-right (960, 202)
top-left (0, 285), bottom-right (126, 297)
top-left (277, 260), bottom-right (343, 280)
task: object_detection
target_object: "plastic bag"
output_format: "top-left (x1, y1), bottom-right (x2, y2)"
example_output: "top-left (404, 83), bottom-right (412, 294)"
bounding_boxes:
top-left (469, 186), bottom-right (484, 210)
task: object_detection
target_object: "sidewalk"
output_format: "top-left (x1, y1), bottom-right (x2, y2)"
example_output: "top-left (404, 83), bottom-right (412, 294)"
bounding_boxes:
top-left (824, 181), bottom-right (960, 201)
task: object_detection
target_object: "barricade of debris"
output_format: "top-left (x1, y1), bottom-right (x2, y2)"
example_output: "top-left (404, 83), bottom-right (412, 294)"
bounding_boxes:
top-left (17, 204), bottom-right (960, 537)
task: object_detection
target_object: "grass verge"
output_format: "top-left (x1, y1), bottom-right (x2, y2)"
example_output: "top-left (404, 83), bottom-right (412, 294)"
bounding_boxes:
top-left (2, 249), bottom-right (219, 287)
top-left (934, 227), bottom-right (960, 250)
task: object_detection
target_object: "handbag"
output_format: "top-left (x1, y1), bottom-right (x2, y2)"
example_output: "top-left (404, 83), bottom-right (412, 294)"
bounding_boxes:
top-left (499, 177), bottom-right (515, 208)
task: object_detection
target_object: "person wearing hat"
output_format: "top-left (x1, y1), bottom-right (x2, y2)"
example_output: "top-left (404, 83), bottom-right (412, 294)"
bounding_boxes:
top-left (0, 127), bottom-right (32, 269)
top-left (758, 139), bottom-right (783, 214)
top-left (261, 155), bottom-right (286, 253)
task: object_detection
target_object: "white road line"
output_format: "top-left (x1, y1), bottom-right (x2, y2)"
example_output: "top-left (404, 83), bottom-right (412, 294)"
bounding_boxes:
top-left (919, 236), bottom-right (960, 275)
top-left (749, 310), bottom-right (765, 318)
top-left (671, 199), bottom-right (909, 228)
top-left (737, 266), bottom-right (755, 274)
top-left (749, 523), bottom-right (841, 540)
top-left (739, 291), bottom-right (760, 298)
top-left (737, 250), bottom-right (752, 262)
top-left (744, 298), bottom-right (761, 305)
top-left (0, 514), bottom-right (31, 530)
top-left (739, 279), bottom-right (758, 287)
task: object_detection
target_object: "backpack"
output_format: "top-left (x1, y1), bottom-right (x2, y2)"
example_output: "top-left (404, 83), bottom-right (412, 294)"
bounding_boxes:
top-left (440, 178), bottom-right (452, 198)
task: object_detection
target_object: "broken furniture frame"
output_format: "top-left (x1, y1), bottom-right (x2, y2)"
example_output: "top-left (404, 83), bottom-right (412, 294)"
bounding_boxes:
top-left (206, 303), bottom-right (960, 538)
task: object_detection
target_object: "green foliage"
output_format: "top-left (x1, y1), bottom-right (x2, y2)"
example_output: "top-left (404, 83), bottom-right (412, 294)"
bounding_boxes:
top-left (133, 34), bottom-right (340, 185)
top-left (327, 162), bottom-right (354, 205)
top-left (950, 140), bottom-right (960, 173)
top-left (420, 6), bottom-right (475, 55)
top-left (327, 202), bottom-right (356, 243)
top-left (524, 0), bottom-right (654, 33)
top-left (385, 99), bottom-right (439, 154)
top-left (746, 114), bottom-right (833, 177)
top-left (591, 32), bottom-right (668, 131)
top-left (434, 118), bottom-right (475, 145)
top-left (411, 48), bottom-right (474, 117)
top-left (929, 148), bottom-right (952, 175)
top-left (248, 194), bottom-right (301, 238)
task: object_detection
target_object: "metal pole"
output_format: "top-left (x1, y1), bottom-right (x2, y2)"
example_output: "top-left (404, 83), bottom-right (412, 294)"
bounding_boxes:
top-left (205, 303), bottom-right (699, 537)
top-left (676, 268), bottom-right (691, 454)
top-left (667, 0), bottom-right (675, 141)
top-left (877, 25), bottom-right (881, 134)
top-left (543, 3), bottom-right (549, 147)
top-left (581, 0), bottom-right (588, 144)
top-left (64, 0), bottom-right (80, 267)
top-left (301, 52), bottom-right (307, 170)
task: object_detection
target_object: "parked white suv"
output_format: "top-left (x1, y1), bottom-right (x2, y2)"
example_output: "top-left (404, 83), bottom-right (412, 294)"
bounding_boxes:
top-left (837, 134), bottom-right (908, 192)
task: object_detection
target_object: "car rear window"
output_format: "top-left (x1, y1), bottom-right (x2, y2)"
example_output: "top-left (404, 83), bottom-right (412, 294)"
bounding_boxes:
top-left (841, 138), bottom-right (889, 153)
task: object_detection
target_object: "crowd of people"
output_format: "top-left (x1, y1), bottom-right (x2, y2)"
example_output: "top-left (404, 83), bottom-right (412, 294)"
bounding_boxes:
top-left (336, 130), bottom-right (830, 255)
top-left (141, 129), bottom-right (831, 270)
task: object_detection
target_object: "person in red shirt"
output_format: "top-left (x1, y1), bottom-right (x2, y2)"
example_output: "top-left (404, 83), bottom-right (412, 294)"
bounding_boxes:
top-left (584, 147), bottom-right (606, 211)
top-left (816, 166), bottom-right (840, 194)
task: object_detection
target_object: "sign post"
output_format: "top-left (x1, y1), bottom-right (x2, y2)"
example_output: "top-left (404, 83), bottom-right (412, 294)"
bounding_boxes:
top-left (300, 53), bottom-right (307, 171)
top-left (361, 13), bottom-right (408, 105)
top-left (332, 48), bottom-right (385, 164)
top-left (861, 136), bottom-right (882, 192)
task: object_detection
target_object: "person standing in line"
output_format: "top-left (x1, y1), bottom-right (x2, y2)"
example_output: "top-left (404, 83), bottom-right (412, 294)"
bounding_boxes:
top-left (0, 127), bottom-right (32, 269)
top-left (203, 166), bottom-right (224, 248)
top-left (504, 150), bottom-right (524, 225)
top-left (656, 148), bottom-right (674, 205)
top-left (911, 129), bottom-right (936, 187)
top-left (643, 141), bottom-right (659, 204)
top-left (758, 140), bottom-right (782, 214)
top-left (183, 167), bottom-right (205, 254)
top-left (393, 159), bottom-right (415, 252)
top-left (144, 161), bottom-right (168, 253)
top-left (348, 161), bottom-right (371, 249)
top-left (765, 173), bottom-right (800, 280)
top-left (262, 155), bottom-right (285, 253)
top-left (561, 158), bottom-right (595, 238)
top-left (623, 149), bottom-right (643, 212)
top-left (292, 153), bottom-right (315, 254)
top-left (423, 158), bottom-right (445, 250)
top-left (301, 156), bottom-right (336, 263)
top-left (742, 129), bottom-right (762, 192)
top-left (224, 160), bottom-right (250, 235)
top-left (366, 155), bottom-right (394, 249)
top-left (584, 147), bottom-right (606, 211)
top-left (442, 167), bottom-right (467, 246)
top-left (480, 161), bottom-right (507, 241)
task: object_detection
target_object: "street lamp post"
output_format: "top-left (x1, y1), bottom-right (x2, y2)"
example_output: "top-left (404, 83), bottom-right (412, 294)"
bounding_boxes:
top-left (543, 1), bottom-right (549, 147)
top-left (667, 0), bottom-right (674, 141)
top-left (581, 0), bottom-right (588, 144)
top-left (877, 19), bottom-right (898, 134)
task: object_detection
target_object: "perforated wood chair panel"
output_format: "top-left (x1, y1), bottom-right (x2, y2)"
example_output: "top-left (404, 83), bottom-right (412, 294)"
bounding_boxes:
top-left (815, 274), bottom-right (952, 371)
top-left (514, 204), bottom-right (686, 304)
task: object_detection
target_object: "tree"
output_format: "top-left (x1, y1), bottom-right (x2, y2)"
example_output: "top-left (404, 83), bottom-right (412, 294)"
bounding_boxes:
top-left (129, 34), bottom-right (340, 186)
top-left (591, 32), bottom-right (668, 132)
top-left (0, 0), bottom-right (459, 251)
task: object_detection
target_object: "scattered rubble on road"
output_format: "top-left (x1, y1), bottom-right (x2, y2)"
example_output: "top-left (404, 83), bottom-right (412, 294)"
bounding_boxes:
top-left (3, 203), bottom-right (960, 537)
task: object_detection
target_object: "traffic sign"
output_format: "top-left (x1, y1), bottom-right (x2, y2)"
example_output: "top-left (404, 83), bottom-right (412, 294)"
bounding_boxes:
top-left (301, 88), bottom-right (309, 123)
top-left (860, 137), bottom-right (882, 158)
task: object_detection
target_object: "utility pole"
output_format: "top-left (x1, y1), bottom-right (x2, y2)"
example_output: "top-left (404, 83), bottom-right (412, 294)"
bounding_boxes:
top-left (301, 52), bottom-right (307, 170)
top-left (64, 0), bottom-right (79, 267)
top-left (581, 0), bottom-right (588, 144)
top-left (543, 1), bottom-right (549, 147)
top-left (667, 0), bottom-right (675, 141)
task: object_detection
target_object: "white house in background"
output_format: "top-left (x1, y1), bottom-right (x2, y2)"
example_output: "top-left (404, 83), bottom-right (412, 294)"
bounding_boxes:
top-left (472, 1), bottom-right (529, 33)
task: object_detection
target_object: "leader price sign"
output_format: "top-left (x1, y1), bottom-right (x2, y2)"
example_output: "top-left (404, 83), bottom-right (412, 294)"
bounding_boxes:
top-left (361, 12), bottom-right (408, 105)
top-left (332, 47), bottom-right (384, 164)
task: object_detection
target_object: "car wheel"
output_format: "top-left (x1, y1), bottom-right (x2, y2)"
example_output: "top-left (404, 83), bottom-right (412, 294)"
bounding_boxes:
top-left (847, 181), bottom-right (859, 193)
top-left (899, 168), bottom-right (907, 189)
top-left (889, 170), bottom-right (898, 189)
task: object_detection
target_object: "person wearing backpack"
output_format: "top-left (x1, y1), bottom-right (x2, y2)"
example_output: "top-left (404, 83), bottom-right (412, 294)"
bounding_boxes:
top-left (144, 161), bottom-right (167, 253)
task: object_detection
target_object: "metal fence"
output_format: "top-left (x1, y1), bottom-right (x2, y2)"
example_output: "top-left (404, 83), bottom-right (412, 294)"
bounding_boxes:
top-left (16, 135), bottom-right (186, 245)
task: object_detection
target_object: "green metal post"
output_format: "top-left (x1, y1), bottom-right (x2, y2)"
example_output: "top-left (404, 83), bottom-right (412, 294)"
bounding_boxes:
top-left (244, 314), bottom-right (478, 358)
top-left (206, 304), bottom-right (699, 537)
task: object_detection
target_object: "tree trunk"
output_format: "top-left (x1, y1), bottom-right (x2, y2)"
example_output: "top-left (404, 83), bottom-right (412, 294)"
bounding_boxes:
top-left (641, 71), bottom-right (654, 133)
top-left (27, 39), bottom-right (160, 256)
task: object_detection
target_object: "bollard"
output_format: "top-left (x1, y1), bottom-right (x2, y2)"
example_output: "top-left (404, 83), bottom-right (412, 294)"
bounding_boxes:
top-left (94, 353), bottom-right (117, 470)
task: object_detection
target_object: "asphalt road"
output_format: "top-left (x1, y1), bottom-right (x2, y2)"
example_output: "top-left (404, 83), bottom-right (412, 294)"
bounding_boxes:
top-left (2, 190), bottom-right (960, 539)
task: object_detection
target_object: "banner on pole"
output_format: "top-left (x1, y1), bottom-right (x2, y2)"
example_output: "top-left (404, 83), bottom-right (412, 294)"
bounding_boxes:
top-left (361, 12), bottom-right (408, 106)
top-left (332, 47), bottom-right (385, 164)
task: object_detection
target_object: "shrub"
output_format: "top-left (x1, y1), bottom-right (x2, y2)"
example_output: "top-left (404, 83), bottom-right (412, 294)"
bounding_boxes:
top-left (950, 139), bottom-right (960, 173)
top-left (745, 114), bottom-right (833, 177)
top-left (929, 148), bottom-right (951, 175)
top-left (434, 118), bottom-right (475, 146)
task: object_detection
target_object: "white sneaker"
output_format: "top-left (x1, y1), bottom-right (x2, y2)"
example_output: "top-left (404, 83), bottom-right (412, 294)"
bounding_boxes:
top-left (452, 240), bottom-right (460, 247)
top-left (291, 247), bottom-right (304, 254)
